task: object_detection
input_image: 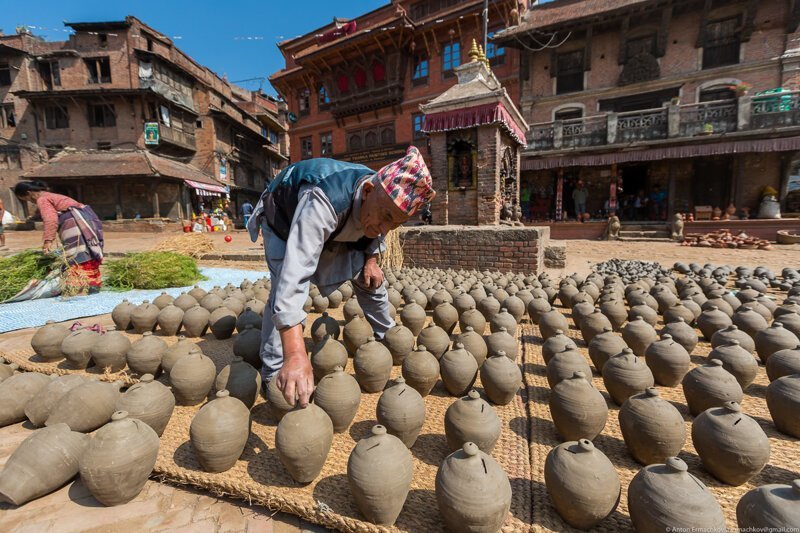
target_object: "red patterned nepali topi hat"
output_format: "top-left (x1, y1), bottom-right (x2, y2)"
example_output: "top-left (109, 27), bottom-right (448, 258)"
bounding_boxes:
top-left (376, 145), bottom-right (435, 216)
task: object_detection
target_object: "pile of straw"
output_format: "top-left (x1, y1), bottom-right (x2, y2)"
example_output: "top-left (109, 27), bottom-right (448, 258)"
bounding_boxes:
top-left (380, 230), bottom-right (404, 270)
top-left (151, 233), bottom-right (216, 259)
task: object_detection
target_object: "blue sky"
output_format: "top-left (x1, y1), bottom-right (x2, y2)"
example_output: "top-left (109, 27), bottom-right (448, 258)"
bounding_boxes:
top-left (1, 0), bottom-right (386, 95)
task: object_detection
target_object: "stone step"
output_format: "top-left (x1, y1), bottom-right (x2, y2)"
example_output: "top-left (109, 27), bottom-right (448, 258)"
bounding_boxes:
top-left (619, 230), bottom-right (670, 238)
top-left (618, 236), bottom-right (674, 242)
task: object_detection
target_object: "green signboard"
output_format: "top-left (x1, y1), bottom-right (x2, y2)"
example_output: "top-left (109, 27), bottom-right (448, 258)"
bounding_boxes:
top-left (144, 122), bottom-right (159, 145)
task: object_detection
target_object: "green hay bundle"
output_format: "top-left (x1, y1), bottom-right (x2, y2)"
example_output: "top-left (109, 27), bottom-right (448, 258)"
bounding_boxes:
top-left (105, 251), bottom-right (205, 290)
top-left (0, 250), bottom-right (59, 301)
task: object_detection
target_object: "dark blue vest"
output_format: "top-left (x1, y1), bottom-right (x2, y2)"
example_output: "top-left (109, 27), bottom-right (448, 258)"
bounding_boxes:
top-left (262, 158), bottom-right (374, 245)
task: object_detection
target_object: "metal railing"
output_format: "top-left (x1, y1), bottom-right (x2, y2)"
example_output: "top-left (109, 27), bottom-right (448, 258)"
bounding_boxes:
top-left (562, 115), bottom-right (608, 148)
top-left (679, 99), bottom-right (738, 136)
top-left (616, 107), bottom-right (668, 143)
top-left (751, 90), bottom-right (800, 129)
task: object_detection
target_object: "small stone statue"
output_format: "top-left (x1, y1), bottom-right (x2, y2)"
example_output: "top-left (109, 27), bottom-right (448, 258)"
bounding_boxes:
top-left (670, 213), bottom-right (684, 241)
top-left (606, 215), bottom-right (620, 240)
top-left (500, 202), bottom-right (513, 223)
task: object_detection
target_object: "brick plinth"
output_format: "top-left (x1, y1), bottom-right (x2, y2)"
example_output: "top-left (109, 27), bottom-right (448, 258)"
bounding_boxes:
top-left (398, 225), bottom-right (548, 273)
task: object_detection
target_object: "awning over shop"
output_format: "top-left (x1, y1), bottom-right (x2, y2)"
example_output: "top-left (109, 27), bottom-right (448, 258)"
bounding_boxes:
top-left (423, 102), bottom-right (527, 146)
top-left (521, 135), bottom-right (800, 171)
top-left (185, 180), bottom-right (228, 196)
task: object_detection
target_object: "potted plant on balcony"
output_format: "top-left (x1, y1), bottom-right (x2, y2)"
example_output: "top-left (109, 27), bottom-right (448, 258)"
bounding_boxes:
top-left (670, 96), bottom-right (680, 106)
top-left (730, 82), bottom-right (752, 97)
top-left (702, 123), bottom-right (714, 135)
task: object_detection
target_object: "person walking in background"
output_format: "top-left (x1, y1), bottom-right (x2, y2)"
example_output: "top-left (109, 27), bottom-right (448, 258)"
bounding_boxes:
top-left (634, 190), bottom-right (648, 220)
top-left (0, 198), bottom-right (10, 249)
top-left (572, 180), bottom-right (589, 221)
top-left (520, 182), bottom-right (531, 221)
top-left (241, 200), bottom-right (254, 228)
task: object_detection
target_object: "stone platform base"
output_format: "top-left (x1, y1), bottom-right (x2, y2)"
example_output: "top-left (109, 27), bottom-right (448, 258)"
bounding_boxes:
top-left (398, 225), bottom-right (548, 273)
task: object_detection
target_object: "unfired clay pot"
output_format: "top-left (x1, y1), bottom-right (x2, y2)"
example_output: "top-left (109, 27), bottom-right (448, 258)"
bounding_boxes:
top-left (660, 318), bottom-right (698, 354)
top-left (444, 389), bottom-right (501, 453)
top-left (152, 291), bottom-right (174, 310)
top-left (539, 309), bottom-right (570, 340)
top-left (417, 324), bottom-right (450, 359)
top-left (62, 328), bottom-right (101, 369)
top-left (440, 343), bottom-right (479, 397)
top-left (0, 423), bottom-right (88, 505)
top-left (645, 334), bottom-right (691, 387)
top-left (709, 341), bottom-right (759, 390)
top-left (766, 374), bottom-right (800, 438)
top-left (544, 439), bottom-right (621, 529)
top-left (399, 301), bottom-right (426, 337)
top-left (0, 358), bottom-right (15, 382)
top-left (173, 292), bottom-right (198, 312)
top-left (543, 329), bottom-right (579, 365)
top-left (459, 305), bottom-right (487, 335)
top-left (456, 326), bottom-right (488, 366)
top-left (0, 372), bottom-right (51, 427)
top-left (490, 308), bottom-right (517, 336)
top-left (344, 314), bottom-right (374, 357)
top-left (233, 324), bottom-right (262, 370)
top-left (275, 403), bottom-right (333, 483)
top-left (481, 352), bottom-right (522, 405)
top-left (130, 301), bottom-right (160, 334)
top-left (126, 331), bottom-right (167, 377)
top-left (347, 425), bottom-right (412, 526)
top-left (621, 316), bottom-right (657, 357)
top-left (435, 442), bottom-right (512, 533)
top-left (711, 324), bottom-right (755, 353)
top-left (682, 359), bottom-right (743, 416)
top-left (433, 302), bottom-right (459, 335)
top-left (311, 335), bottom-right (348, 381)
top-left (618, 388), bottom-right (686, 465)
top-left (314, 366), bottom-right (361, 432)
top-left (236, 307), bottom-right (262, 332)
top-left (383, 325), bottom-right (415, 366)
top-left (90, 331), bottom-right (130, 372)
top-left (486, 327), bottom-right (517, 361)
top-left (528, 297), bottom-right (552, 324)
top-left (46, 380), bottom-right (122, 433)
top-left (116, 374), bottom-right (175, 437)
top-left (215, 357), bottom-right (262, 410)
top-left (157, 304), bottom-right (184, 336)
top-left (209, 307), bottom-right (237, 340)
top-left (478, 295), bottom-right (501, 322)
top-left (30, 320), bottom-right (69, 361)
top-left (549, 371), bottom-right (608, 441)
top-left (602, 348), bottom-right (655, 405)
top-left (692, 401), bottom-right (770, 486)
top-left (182, 305), bottom-right (211, 338)
top-left (79, 411), bottom-right (160, 506)
top-left (627, 457), bottom-right (726, 533)
top-left (24, 374), bottom-right (85, 427)
top-left (111, 300), bottom-right (135, 331)
top-left (546, 348), bottom-right (592, 389)
top-left (697, 306), bottom-right (733, 340)
top-left (162, 336), bottom-right (195, 374)
top-left (343, 296), bottom-right (363, 322)
top-left (311, 312), bottom-right (340, 344)
top-left (169, 348), bottom-right (216, 405)
top-left (199, 293), bottom-right (223, 313)
top-left (354, 337), bottom-right (393, 393)
top-left (401, 345), bottom-right (440, 397)
top-left (736, 480), bottom-right (800, 529)
top-left (766, 346), bottom-right (800, 381)
top-left (376, 377), bottom-right (426, 448)
top-left (580, 309), bottom-right (613, 345)
top-left (190, 390), bottom-right (250, 473)
top-left (754, 322), bottom-right (799, 364)
top-left (223, 296), bottom-right (245, 316)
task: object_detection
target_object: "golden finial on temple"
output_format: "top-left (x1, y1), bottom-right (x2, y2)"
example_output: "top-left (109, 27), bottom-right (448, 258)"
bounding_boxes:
top-left (469, 39), bottom-right (481, 63)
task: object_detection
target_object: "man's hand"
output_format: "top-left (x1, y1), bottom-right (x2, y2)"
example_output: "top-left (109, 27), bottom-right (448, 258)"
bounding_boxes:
top-left (363, 255), bottom-right (384, 290)
top-left (42, 240), bottom-right (54, 254)
top-left (276, 324), bottom-right (314, 407)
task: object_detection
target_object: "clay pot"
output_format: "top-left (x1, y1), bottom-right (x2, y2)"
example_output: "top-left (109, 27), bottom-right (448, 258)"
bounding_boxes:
top-left (275, 404), bottom-right (333, 483)
top-left (755, 322), bottom-right (799, 364)
top-left (311, 335), bottom-right (348, 381)
top-left (539, 309), bottom-right (570, 340)
top-left (480, 352), bottom-right (522, 405)
top-left (645, 334), bottom-right (691, 387)
top-left (602, 348), bottom-right (654, 405)
top-left (527, 297), bottom-right (552, 323)
top-left (659, 318), bottom-right (698, 354)
top-left (79, 411), bottom-right (160, 506)
top-left (130, 301), bottom-right (160, 334)
top-left (399, 301), bottom-right (426, 337)
top-left (692, 401), bottom-right (770, 485)
top-left (347, 425), bottom-right (412, 526)
top-left (190, 390), bottom-right (250, 473)
top-left (697, 306), bottom-right (733, 340)
top-left (766, 346), bottom-right (800, 381)
top-left (0, 423), bottom-right (88, 505)
top-left (541, 331), bottom-right (576, 366)
top-left (314, 366), bottom-right (361, 432)
top-left (111, 300), bottom-right (135, 331)
top-left (682, 359), bottom-right (744, 416)
top-left (571, 301), bottom-right (595, 330)
top-left (709, 341), bottom-right (759, 389)
top-left (440, 343), bottom-right (479, 397)
top-left (587, 328), bottom-right (626, 373)
top-left (435, 442), bottom-right (512, 533)
top-left (401, 345), bottom-right (440, 397)
top-left (173, 292), bottom-right (198, 311)
top-left (444, 390), bottom-right (501, 453)
top-left (343, 296), bottom-right (364, 322)
top-left (232, 324), bottom-right (262, 370)
top-left (478, 295), bottom-right (501, 322)
top-left (732, 306), bottom-right (769, 339)
top-left (0, 358), bottom-right (15, 382)
top-left (354, 336), bottom-right (393, 393)
top-left (711, 324), bottom-right (755, 353)
top-left (621, 316), bottom-right (657, 357)
top-left (579, 309), bottom-right (613, 345)
top-left (30, 320), bottom-right (69, 361)
top-left (215, 357), bottom-right (262, 409)
top-left (157, 303), bottom-right (184, 333)
top-left (415, 324), bottom-right (448, 360)
top-left (766, 374), bottom-right (800, 438)
top-left (327, 289), bottom-right (343, 309)
top-left (545, 439), bottom-right (621, 529)
top-left (546, 348), bottom-right (592, 388)
top-left (182, 305), bottom-right (210, 338)
top-left (433, 302), bottom-right (459, 335)
top-left (126, 331), bottom-right (167, 377)
top-left (502, 295), bottom-right (526, 323)
top-left (599, 300), bottom-right (627, 331)
top-left (25, 374), bottom-right (85, 427)
top-left (265, 377), bottom-right (294, 421)
top-left (223, 296), bottom-right (245, 316)
top-left (90, 331), bottom-right (131, 372)
top-left (490, 308), bottom-right (517, 337)
top-left (46, 380), bottom-right (122, 433)
top-left (376, 377), bottom-right (426, 447)
top-left (152, 291), bottom-right (174, 310)
top-left (162, 336), bottom-right (194, 374)
top-left (737, 480), bottom-right (800, 529)
top-left (344, 314), bottom-right (374, 357)
top-left (169, 348), bottom-right (216, 405)
top-left (458, 305), bottom-right (486, 336)
top-left (236, 307), bottom-right (262, 332)
top-left (116, 374), bottom-right (175, 436)
top-left (382, 325), bottom-right (415, 365)
top-left (61, 328), bottom-right (100, 369)
top-left (199, 292), bottom-right (223, 312)
top-left (663, 303), bottom-right (695, 325)
top-left (550, 372), bottom-right (608, 441)
top-left (209, 307), bottom-right (237, 340)
top-left (628, 457), bottom-right (726, 533)
top-left (311, 312), bottom-right (340, 344)
top-left (0, 372), bottom-right (51, 427)
top-left (455, 326), bottom-right (488, 366)
top-left (627, 304), bottom-right (659, 327)
top-left (619, 388), bottom-right (686, 465)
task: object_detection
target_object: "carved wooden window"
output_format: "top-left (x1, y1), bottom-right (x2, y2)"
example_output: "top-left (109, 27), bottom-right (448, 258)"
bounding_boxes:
top-left (320, 132), bottom-right (333, 157)
top-left (85, 57), bottom-right (111, 84)
top-left (487, 30), bottom-right (505, 65)
top-left (372, 61), bottom-right (386, 84)
top-left (45, 105), bottom-right (68, 129)
top-left (380, 126), bottom-right (394, 145)
top-left (365, 131), bottom-right (378, 149)
top-left (88, 103), bottom-right (116, 128)
top-left (556, 50), bottom-right (585, 94)
top-left (412, 53), bottom-right (429, 85)
top-left (412, 113), bottom-right (425, 139)
top-left (349, 133), bottom-right (362, 151)
top-left (337, 74), bottom-right (350, 94)
top-left (0, 104), bottom-right (16, 128)
top-left (347, 123), bottom-right (395, 152)
top-left (298, 89), bottom-right (310, 116)
top-left (703, 16), bottom-right (741, 70)
top-left (301, 137), bottom-right (313, 159)
top-left (354, 67), bottom-right (367, 89)
top-left (625, 34), bottom-right (656, 62)
top-left (442, 42), bottom-right (461, 76)
top-left (0, 63), bottom-right (11, 86)
top-left (700, 87), bottom-right (736, 102)
top-left (318, 86), bottom-right (331, 110)
top-left (554, 108), bottom-right (583, 121)
top-left (39, 60), bottom-right (61, 89)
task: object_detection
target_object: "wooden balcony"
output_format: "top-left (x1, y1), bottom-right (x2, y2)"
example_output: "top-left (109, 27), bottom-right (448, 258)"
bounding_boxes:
top-left (329, 81), bottom-right (404, 119)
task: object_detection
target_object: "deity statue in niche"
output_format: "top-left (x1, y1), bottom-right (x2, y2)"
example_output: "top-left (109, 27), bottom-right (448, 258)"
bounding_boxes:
top-left (447, 132), bottom-right (477, 189)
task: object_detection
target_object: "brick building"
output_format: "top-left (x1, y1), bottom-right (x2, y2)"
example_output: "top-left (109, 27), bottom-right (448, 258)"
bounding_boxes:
top-left (497, 0), bottom-right (800, 224)
top-left (0, 17), bottom-right (288, 227)
top-left (269, 0), bottom-right (527, 169)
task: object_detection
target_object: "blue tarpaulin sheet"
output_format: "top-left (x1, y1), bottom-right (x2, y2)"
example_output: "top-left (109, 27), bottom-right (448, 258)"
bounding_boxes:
top-left (0, 267), bottom-right (266, 333)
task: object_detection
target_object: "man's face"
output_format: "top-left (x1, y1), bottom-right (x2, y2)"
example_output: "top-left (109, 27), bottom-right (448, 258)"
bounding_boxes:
top-left (360, 179), bottom-right (411, 239)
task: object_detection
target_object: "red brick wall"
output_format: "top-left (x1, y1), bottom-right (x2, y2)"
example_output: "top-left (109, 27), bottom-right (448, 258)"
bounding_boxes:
top-left (399, 225), bottom-right (548, 273)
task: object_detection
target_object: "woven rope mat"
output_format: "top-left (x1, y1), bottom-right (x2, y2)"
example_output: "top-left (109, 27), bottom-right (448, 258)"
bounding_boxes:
top-left (522, 309), bottom-right (800, 533)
